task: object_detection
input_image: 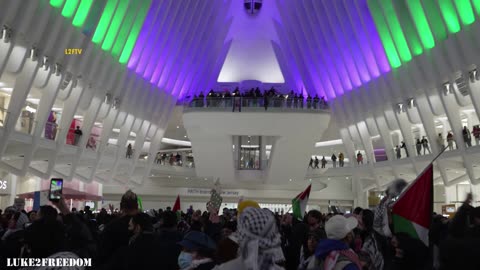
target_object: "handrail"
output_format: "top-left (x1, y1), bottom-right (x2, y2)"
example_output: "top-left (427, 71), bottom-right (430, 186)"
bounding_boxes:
top-left (184, 96), bottom-right (330, 111)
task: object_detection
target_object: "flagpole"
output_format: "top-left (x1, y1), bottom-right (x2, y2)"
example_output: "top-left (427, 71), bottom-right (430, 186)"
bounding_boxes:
top-left (393, 146), bottom-right (447, 204)
top-left (429, 145), bottom-right (448, 166)
top-left (417, 145), bottom-right (448, 177)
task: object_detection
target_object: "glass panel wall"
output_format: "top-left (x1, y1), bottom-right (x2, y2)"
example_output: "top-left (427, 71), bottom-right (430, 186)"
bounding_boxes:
top-left (238, 136), bottom-right (261, 170)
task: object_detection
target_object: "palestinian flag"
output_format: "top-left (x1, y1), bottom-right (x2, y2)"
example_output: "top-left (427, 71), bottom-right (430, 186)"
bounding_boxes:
top-left (392, 164), bottom-right (433, 246)
top-left (137, 196), bottom-right (143, 211)
top-left (172, 195), bottom-right (181, 212)
top-left (172, 195), bottom-right (181, 221)
top-left (292, 185), bottom-right (311, 220)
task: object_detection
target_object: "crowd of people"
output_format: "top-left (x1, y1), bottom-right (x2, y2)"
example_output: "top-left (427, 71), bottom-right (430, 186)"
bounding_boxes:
top-left (396, 126), bottom-right (480, 160)
top-left (154, 152), bottom-right (195, 168)
top-left (1, 189), bottom-right (478, 269)
top-left (309, 153), bottom-right (346, 169)
top-left (308, 152), bottom-right (365, 169)
top-left (188, 88), bottom-right (329, 112)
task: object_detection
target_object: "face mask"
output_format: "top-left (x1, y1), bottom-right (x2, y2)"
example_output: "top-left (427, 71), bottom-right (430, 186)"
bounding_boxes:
top-left (178, 251), bottom-right (193, 269)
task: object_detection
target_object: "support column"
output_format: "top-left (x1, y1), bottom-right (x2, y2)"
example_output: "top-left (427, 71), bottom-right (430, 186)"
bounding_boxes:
top-left (445, 185), bottom-right (457, 204)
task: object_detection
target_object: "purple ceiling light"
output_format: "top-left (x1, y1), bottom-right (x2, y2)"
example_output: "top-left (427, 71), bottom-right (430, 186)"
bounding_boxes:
top-left (300, 1), bottom-right (343, 98)
top-left (354, 0), bottom-right (390, 74)
top-left (127, 0), bottom-right (162, 69)
top-left (322, 0), bottom-right (362, 88)
top-left (312, 1), bottom-right (353, 92)
top-left (332, 0), bottom-right (371, 84)
top-left (126, 0), bottom-right (231, 98)
top-left (275, 0), bottom-right (391, 98)
top-left (343, 0), bottom-right (380, 78)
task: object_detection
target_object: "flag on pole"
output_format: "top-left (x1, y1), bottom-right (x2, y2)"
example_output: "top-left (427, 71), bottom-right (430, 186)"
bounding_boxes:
top-left (392, 164), bottom-right (433, 246)
top-left (172, 195), bottom-right (181, 212)
top-left (172, 195), bottom-right (182, 221)
top-left (292, 185), bottom-right (311, 220)
top-left (137, 196), bottom-right (143, 211)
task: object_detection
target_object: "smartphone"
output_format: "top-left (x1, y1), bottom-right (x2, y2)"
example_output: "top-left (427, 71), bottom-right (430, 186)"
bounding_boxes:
top-left (49, 178), bottom-right (63, 202)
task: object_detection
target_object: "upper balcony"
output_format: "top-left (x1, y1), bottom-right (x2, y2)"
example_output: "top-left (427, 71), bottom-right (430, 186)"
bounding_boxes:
top-left (183, 96), bottom-right (330, 113)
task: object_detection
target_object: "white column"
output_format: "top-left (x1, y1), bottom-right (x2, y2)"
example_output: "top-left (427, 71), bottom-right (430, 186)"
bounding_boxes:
top-left (445, 185), bottom-right (457, 204)
top-left (9, 174), bottom-right (17, 206)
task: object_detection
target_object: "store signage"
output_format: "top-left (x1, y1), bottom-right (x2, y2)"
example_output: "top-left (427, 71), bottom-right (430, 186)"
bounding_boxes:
top-left (186, 188), bottom-right (241, 197)
top-left (0, 180), bottom-right (6, 190)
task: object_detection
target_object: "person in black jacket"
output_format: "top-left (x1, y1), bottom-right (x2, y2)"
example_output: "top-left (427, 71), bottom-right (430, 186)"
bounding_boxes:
top-left (439, 193), bottom-right (480, 270)
top-left (281, 213), bottom-right (309, 270)
top-left (98, 190), bottom-right (139, 267)
top-left (263, 90), bottom-right (269, 111)
top-left (0, 207), bottom-right (29, 267)
top-left (118, 213), bottom-right (164, 270)
top-left (156, 210), bottom-right (183, 270)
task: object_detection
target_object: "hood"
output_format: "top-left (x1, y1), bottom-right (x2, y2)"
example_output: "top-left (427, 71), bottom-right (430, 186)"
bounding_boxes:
top-left (315, 239), bottom-right (349, 259)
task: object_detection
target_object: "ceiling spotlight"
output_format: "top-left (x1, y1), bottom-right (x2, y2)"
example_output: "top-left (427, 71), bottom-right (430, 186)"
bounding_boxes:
top-left (397, 103), bottom-right (405, 113)
top-left (346, 177), bottom-right (349, 179)
top-left (2, 26), bottom-right (12, 43)
top-left (407, 98), bottom-right (415, 108)
top-left (54, 63), bottom-right (62, 76)
top-left (328, 178), bottom-right (330, 180)
top-left (176, 126), bottom-right (180, 129)
top-left (168, 175), bottom-right (171, 178)
top-left (469, 69), bottom-right (477, 83)
top-left (289, 179), bottom-right (292, 181)
top-left (204, 178), bottom-right (207, 180)
top-left (309, 179), bottom-right (312, 182)
top-left (186, 177), bottom-right (189, 180)
top-left (443, 82), bottom-right (452, 95)
top-left (104, 93), bottom-right (112, 104)
top-left (43, 56), bottom-right (50, 70)
top-left (113, 98), bottom-right (121, 109)
top-left (184, 135), bottom-right (187, 138)
top-left (30, 47), bottom-right (39, 61)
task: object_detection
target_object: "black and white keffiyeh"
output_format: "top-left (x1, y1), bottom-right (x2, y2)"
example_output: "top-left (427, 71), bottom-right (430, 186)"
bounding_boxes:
top-left (237, 208), bottom-right (285, 270)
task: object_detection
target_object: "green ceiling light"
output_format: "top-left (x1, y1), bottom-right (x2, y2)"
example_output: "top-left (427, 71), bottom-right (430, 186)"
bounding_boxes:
top-left (406, 0), bottom-right (435, 49)
top-left (393, 0), bottom-right (423, 56)
top-left (378, 0), bottom-right (412, 62)
top-left (119, 0), bottom-right (151, 64)
top-left (422, 0), bottom-right (447, 40)
top-left (50, 0), bottom-right (65, 8)
top-left (438, 0), bottom-right (461, 33)
top-left (453, 0), bottom-right (475, 25)
top-left (367, 0), bottom-right (401, 68)
top-left (101, 0), bottom-right (129, 51)
top-left (61, 0), bottom-right (79, 18)
top-left (111, 0), bottom-right (141, 58)
top-left (92, 0), bottom-right (119, 44)
top-left (473, 0), bottom-right (480, 15)
top-left (72, 0), bottom-right (94, 27)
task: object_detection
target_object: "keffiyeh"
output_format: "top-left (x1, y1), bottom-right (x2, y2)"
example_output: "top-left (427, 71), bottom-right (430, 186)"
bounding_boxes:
top-left (237, 208), bottom-right (284, 270)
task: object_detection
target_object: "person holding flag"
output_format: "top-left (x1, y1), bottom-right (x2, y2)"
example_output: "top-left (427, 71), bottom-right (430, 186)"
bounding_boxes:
top-left (292, 184), bottom-right (312, 221)
top-left (172, 195), bottom-right (182, 221)
top-left (386, 155), bottom-right (439, 269)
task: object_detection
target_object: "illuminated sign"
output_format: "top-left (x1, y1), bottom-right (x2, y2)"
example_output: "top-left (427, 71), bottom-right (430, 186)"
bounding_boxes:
top-left (0, 180), bottom-right (6, 190)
